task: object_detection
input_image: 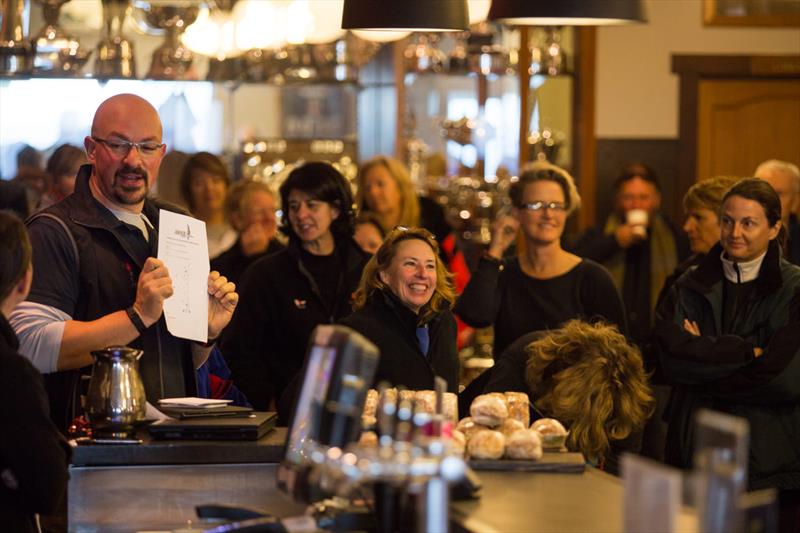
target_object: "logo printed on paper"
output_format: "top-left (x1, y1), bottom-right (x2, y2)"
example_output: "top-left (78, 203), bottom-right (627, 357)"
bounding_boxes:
top-left (173, 224), bottom-right (194, 240)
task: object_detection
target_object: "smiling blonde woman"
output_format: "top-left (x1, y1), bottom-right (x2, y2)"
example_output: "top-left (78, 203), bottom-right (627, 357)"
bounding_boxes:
top-left (342, 226), bottom-right (459, 392)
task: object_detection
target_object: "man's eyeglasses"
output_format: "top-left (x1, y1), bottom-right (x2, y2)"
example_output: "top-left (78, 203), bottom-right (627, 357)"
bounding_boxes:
top-left (92, 136), bottom-right (164, 158)
top-left (521, 201), bottom-right (567, 212)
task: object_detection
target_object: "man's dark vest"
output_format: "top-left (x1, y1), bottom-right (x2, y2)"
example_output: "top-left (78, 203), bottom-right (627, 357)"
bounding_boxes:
top-left (30, 166), bottom-right (196, 431)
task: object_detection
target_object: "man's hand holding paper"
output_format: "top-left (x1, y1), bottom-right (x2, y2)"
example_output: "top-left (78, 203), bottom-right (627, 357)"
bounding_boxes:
top-left (207, 270), bottom-right (238, 340)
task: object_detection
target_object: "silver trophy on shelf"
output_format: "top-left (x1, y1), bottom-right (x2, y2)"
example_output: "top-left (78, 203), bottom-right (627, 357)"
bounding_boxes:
top-left (132, 0), bottom-right (198, 80)
top-left (0, 0), bottom-right (34, 75)
top-left (95, 0), bottom-right (136, 78)
top-left (32, 0), bottom-right (91, 75)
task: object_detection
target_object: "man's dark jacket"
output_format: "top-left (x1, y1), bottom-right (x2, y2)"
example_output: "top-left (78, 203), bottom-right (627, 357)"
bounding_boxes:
top-left (654, 241), bottom-right (800, 490)
top-left (27, 165), bottom-right (196, 431)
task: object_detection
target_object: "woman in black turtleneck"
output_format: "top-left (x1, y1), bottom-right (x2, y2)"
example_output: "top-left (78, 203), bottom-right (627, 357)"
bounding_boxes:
top-left (0, 211), bottom-right (70, 533)
top-left (221, 163), bottom-right (369, 411)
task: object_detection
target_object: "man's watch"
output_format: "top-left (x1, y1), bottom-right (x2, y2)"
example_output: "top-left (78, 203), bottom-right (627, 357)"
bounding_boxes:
top-left (126, 306), bottom-right (148, 334)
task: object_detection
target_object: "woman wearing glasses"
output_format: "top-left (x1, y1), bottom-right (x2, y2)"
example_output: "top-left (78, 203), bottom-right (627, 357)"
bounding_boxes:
top-left (456, 162), bottom-right (626, 358)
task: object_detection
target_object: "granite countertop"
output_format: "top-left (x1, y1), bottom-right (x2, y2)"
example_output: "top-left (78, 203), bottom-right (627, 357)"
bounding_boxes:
top-left (71, 426), bottom-right (289, 467)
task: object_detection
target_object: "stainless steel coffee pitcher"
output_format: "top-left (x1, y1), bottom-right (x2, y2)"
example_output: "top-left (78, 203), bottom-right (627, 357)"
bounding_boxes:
top-left (86, 346), bottom-right (146, 435)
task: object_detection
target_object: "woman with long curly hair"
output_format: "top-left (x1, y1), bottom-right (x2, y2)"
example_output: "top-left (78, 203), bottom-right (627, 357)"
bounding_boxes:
top-left (485, 320), bottom-right (654, 474)
top-left (342, 226), bottom-right (459, 392)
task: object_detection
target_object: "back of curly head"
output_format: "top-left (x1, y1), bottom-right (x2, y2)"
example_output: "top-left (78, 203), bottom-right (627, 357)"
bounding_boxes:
top-left (524, 320), bottom-right (654, 463)
top-left (353, 226), bottom-right (455, 323)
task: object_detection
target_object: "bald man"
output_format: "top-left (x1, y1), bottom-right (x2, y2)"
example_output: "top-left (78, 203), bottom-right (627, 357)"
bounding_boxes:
top-left (755, 159), bottom-right (800, 264)
top-left (10, 94), bottom-right (239, 431)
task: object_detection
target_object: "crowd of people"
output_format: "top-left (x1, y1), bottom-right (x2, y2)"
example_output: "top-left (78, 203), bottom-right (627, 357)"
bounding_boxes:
top-left (2, 93), bottom-right (799, 530)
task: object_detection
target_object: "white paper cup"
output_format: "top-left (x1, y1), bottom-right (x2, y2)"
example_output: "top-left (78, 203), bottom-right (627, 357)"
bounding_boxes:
top-left (627, 209), bottom-right (648, 237)
top-left (626, 209), bottom-right (649, 226)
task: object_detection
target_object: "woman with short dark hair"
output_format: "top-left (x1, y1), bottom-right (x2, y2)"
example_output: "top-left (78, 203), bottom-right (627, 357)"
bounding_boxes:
top-left (656, 178), bottom-right (800, 502)
top-left (0, 211), bottom-right (70, 532)
top-left (221, 162), bottom-right (369, 410)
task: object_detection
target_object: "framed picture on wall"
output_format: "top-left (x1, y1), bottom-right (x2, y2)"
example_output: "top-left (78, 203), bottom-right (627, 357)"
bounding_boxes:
top-left (703, 0), bottom-right (800, 26)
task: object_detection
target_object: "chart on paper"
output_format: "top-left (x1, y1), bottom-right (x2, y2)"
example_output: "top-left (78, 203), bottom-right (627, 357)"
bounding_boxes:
top-left (157, 210), bottom-right (210, 342)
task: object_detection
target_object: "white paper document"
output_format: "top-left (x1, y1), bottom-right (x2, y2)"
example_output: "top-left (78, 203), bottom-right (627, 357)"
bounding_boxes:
top-left (157, 209), bottom-right (209, 342)
top-left (157, 397), bottom-right (232, 408)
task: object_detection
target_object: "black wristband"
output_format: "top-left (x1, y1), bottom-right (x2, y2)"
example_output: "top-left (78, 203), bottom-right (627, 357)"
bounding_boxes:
top-left (126, 306), bottom-right (148, 334)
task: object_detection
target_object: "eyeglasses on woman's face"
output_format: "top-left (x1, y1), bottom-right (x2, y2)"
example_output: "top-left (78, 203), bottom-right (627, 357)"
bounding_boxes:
top-left (520, 201), bottom-right (567, 213)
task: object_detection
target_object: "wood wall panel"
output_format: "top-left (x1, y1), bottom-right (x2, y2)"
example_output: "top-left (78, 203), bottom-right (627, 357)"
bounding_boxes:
top-left (697, 80), bottom-right (800, 180)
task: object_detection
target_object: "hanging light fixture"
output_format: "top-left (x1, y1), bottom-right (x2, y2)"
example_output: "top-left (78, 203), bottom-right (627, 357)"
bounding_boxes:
top-left (488, 0), bottom-right (645, 26)
top-left (341, 0), bottom-right (469, 32)
top-left (351, 29), bottom-right (411, 42)
top-left (467, 0), bottom-right (492, 25)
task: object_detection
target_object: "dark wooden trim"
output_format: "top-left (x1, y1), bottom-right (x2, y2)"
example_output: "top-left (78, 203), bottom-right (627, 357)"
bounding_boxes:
top-left (672, 55), bottom-right (800, 77)
top-left (393, 39), bottom-right (408, 160)
top-left (573, 26), bottom-right (597, 230)
top-left (704, 14), bottom-right (800, 27)
top-left (517, 26), bottom-right (531, 171)
top-left (675, 72), bottom-right (700, 224)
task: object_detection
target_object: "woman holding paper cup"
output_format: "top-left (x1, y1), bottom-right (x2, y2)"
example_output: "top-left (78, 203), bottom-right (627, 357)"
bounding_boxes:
top-left (221, 162), bottom-right (370, 411)
top-left (455, 162), bottom-right (627, 358)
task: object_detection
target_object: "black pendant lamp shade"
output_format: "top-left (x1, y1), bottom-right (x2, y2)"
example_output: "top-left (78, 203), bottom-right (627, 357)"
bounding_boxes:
top-left (488, 0), bottom-right (646, 26)
top-left (341, 0), bottom-right (469, 32)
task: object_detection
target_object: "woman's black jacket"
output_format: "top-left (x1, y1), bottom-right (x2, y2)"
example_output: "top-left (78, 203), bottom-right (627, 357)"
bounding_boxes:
top-left (221, 237), bottom-right (370, 410)
top-left (339, 289), bottom-right (459, 393)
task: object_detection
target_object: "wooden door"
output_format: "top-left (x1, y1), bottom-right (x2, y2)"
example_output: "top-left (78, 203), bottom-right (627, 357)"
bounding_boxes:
top-left (697, 79), bottom-right (800, 180)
